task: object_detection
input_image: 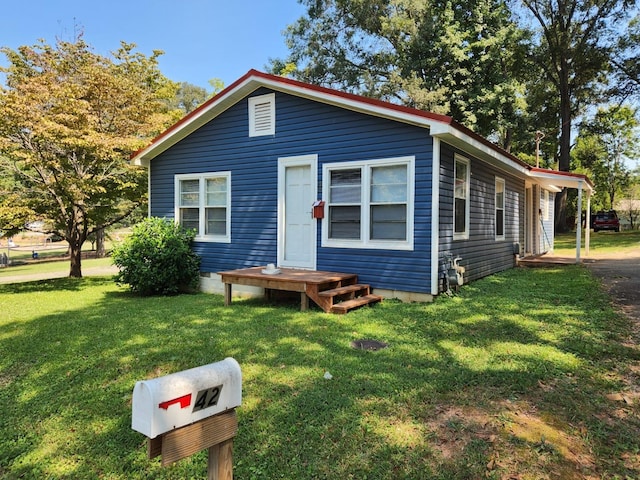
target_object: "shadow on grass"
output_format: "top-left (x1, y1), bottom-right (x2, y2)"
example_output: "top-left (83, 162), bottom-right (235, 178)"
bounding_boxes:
top-left (1, 267), bottom-right (640, 479)
top-left (0, 275), bottom-right (114, 293)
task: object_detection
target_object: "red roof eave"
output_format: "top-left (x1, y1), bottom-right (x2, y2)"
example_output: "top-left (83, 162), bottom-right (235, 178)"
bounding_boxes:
top-left (129, 69), bottom-right (592, 193)
top-left (530, 167), bottom-right (595, 190)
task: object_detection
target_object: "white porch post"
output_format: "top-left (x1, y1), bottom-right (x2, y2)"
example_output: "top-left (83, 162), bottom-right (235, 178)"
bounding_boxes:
top-left (585, 189), bottom-right (591, 256)
top-left (575, 181), bottom-right (583, 263)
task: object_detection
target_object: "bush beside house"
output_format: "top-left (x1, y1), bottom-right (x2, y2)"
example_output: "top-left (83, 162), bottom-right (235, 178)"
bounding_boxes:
top-left (112, 217), bottom-right (201, 295)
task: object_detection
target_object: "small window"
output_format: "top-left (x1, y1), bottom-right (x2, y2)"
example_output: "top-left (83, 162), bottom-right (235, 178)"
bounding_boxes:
top-left (495, 177), bottom-right (505, 239)
top-left (175, 172), bottom-right (231, 242)
top-left (453, 155), bottom-right (470, 239)
top-left (542, 190), bottom-right (550, 221)
top-left (248, 93), bottom-right (275, 137)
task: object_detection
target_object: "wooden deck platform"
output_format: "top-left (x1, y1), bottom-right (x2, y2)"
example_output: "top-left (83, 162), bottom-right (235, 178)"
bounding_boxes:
top-left (218, 266), bottom-right (382, 313)
top-left (517, 255), bottom-right (582, 267)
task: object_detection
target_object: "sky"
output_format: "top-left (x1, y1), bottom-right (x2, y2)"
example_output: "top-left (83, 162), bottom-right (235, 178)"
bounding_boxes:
top-left (0, 0), bottom-right (306, 90)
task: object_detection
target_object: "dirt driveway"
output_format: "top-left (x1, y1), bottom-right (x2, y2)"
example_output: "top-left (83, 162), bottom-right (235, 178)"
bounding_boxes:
top-left (584, 250), bottom-right (640, 322)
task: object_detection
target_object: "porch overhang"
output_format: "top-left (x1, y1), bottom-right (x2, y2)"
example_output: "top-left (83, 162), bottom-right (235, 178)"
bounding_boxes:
top-left (528, 168), bottom-right (594, 263)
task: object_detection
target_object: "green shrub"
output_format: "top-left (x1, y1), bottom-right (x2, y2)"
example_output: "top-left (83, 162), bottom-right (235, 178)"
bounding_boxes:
top-left (112, 217), bottom-right (201, 295)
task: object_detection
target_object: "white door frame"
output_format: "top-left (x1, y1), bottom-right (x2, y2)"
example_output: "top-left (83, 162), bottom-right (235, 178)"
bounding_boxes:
top-left (277, 154), bottom-right (318, 270)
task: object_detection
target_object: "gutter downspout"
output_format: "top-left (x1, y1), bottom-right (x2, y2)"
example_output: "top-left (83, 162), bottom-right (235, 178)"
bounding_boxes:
top-left (431, 137), bottom-right (441, 295)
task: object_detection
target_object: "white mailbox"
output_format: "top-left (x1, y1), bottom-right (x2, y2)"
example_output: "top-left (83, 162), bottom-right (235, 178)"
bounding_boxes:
top-left (132, 357), bottom-right (241, 439)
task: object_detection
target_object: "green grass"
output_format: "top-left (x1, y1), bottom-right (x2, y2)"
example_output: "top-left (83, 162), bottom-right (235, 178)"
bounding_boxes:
top-left (554, 228), bottom-right (640, 256)
top-left (1, 267), bottom-right (639, 479)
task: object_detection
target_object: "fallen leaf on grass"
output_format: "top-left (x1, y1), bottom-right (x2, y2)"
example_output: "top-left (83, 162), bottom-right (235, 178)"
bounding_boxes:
top-left (605, 393), bottom-right (624, 402)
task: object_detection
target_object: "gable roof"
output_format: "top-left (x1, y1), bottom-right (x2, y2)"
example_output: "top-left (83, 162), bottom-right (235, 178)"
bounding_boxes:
top-left (131, 69), bottom-right (593, 192)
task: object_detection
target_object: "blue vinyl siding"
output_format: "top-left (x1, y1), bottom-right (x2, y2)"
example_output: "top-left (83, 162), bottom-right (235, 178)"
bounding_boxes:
top-left (149, 88), bottom-right (433, 293)
top-left (438, 143), bottom-right (525, 285)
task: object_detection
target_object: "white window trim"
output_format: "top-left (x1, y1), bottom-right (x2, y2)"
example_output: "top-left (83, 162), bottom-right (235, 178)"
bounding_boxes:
top-left (248, 93), bottom-right (275, 137)
top-left (175, 172), bottom-right (231, 243)
top-left (453, 154), bottom-right (470, 240)
top-left (495, 177), bottom-right (505, 241)
top-left (321, 156), bottom-right (415, 251)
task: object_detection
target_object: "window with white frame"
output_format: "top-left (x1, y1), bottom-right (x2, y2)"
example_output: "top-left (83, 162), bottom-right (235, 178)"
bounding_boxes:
top-left (495, 177), bottom-right (505, 239)
top-left (248, 93), bottom-right (275, 137)
top-left (453, 155), bottom-right (470, 239)
top-left (175, 172), bottom-right (231, 242)
top-left (323, 156), bottom-right (414, 250)
top-left (542, 189), bottom-right (550, 221)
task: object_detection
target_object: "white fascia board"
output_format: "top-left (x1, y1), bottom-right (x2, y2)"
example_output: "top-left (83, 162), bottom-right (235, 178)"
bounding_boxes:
top-left (527, 170), bottom-right (594, 193)
top-left (431, 127), bottom-right (530, 177)
top-left (258, 77), bottom-right (442, 130)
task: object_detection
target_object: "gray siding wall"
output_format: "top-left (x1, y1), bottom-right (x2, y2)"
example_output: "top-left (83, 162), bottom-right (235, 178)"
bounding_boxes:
top-left (438, 142), bottom-right (525, 286)
top-left (149, 88), bottom-right (434, 294)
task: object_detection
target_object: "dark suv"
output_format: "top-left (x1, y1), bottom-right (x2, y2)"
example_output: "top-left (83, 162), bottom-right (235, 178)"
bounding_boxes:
top-left (593, 211), bottom-right (620, 232)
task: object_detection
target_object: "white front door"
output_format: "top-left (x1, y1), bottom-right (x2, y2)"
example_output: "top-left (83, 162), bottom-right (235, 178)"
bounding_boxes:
top-left (278, 155), bottom-right (317, 269)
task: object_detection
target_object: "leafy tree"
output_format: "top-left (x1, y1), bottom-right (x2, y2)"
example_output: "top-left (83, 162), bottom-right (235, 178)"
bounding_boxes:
top-left (111, 217), bottom-right (201, 296)
top-left (0, 37), bottom-right (179, 277)
top-left (611, 13), bottom-right (640, 100)
top-left (271, 0), bottom-right (531, 148)
top-left (573, 105), bottom-right (639, 209)
top-left (518, 0), bottom-right (635, 231)
top-left (617, 168), bottom-right (640, 229)
top-left (168, 81), bottom-right (209, 114)
top-left (208, 77), bottom-right (225, 96)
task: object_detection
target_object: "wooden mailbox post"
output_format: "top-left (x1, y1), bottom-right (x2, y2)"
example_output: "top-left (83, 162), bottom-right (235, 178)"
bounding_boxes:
top-left (132, 358), bottom-right (242, 479)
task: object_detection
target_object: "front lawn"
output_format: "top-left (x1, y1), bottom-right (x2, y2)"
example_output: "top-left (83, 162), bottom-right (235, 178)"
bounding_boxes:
top-left (1, 267), bottom-right (639, 479)
top-left (554, 228), bottom-right (640, 256)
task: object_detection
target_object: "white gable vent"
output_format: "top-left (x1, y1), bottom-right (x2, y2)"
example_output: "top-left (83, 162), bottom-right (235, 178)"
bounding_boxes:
top-left (248, 93), bottom-right (275, 137)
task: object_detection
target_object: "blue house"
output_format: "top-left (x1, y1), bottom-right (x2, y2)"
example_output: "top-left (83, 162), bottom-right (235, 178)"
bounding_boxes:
top-left (131, 70), bottom-right (593, 310)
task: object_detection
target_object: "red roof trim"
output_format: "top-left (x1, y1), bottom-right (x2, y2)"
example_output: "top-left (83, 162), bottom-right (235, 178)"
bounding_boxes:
top-left (131, 69), bottom-right (590, 191)
top-left (246, 69), bottom-right (455, 124)
top-left (132, 69), bottom-right (526, 169)
top-left (132, 69), bottom-right (459, 159)
top-left (531, 167), bottom-right (594, 188)
top-left (131, 70), bottom-right (259, 158)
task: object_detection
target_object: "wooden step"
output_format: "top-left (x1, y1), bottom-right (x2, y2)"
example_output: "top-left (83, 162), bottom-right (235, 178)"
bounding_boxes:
top-left (331, 294), bottom-right (383, 314)
top-left (318, 284), bottom-right (370, 297)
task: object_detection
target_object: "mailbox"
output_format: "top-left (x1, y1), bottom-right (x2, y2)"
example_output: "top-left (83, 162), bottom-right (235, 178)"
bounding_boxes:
top-left (312, 200), bottom-right (325, 219)
top-left (132, 357), bottom-right (242, 439)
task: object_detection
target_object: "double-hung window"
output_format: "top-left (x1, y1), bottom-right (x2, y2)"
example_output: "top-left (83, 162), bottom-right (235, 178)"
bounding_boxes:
top-left (323, 156), bottom-right (414, 250)
top-left (542, 189), bottom-right (550, 221)
top-left (453, 155), bottom-right (470, 239)
top-left (175, 172), bottom-right (231, 242)
top-left (495, 177), bottom-right (505, 240)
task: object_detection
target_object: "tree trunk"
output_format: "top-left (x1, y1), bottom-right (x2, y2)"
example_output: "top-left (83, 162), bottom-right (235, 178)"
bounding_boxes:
top-left (555, 67), bottom-right (572, 233)
top-left (96, 227), bottom-right (106, 258)
top-left (68, 208), bottom-right (86, 278)
top-left (69, 240), bottom-right (83, 278)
